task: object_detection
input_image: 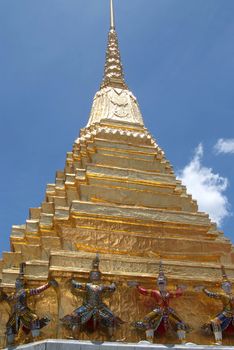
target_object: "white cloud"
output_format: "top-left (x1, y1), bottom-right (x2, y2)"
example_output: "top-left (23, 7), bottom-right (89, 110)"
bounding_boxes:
top-left (177, 144), bottom-right (230, 226)
top-left (214, 138), bottom-right (234, 154)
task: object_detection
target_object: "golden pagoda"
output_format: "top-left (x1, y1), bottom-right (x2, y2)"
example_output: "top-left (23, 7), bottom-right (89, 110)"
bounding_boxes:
top-left (1, 0), bottom-right (234, 346)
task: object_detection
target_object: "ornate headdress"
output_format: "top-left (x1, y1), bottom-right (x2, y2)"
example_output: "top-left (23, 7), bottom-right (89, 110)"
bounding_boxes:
top-left (157, 261), bottom-right (167, 286)
top-left (89, 254), bottom-right (102, 281)
top-left (15, 263), bottom-right (26, 288)
top-left (221, 265), bottom-right (231, 285)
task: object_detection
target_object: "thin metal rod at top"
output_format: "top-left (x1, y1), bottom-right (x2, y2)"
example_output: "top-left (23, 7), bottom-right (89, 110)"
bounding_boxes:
top-left (110, 0), bottom-right (115, 29)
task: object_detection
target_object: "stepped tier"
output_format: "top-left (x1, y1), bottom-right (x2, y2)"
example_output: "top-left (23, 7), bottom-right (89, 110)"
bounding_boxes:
top-left (5, 121), bottom-right (232, 269)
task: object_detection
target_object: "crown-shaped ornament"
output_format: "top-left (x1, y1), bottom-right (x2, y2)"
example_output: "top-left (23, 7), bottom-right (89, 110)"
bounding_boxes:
top-left (221, 265), bottom-right (231, 284)
top-left (89, 253), bottom-right (102, 281)
top-left (15, 262), bottom-right (26, 288)
top-left (157, 261), bottom-right (167, 286)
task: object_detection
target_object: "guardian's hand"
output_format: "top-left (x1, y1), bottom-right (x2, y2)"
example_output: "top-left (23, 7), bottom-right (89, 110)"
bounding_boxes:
top-left (194, 285), bottom-right (204, 292)
top-left (177, 284), bottom-right (187, 291)
top-left (110, 282), bottom-right (116, 290)
top-left (49, 279), bottom-right (58, 288)
top-left (71, 279), bottom-right (77, 288)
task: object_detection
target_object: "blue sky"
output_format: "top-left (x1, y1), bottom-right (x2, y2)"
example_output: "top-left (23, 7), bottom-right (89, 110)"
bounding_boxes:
top-left (0, 0), bottom-right (234, 255)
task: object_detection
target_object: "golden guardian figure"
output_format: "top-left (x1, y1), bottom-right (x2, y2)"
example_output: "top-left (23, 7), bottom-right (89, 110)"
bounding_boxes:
top-left (0, 263), bottom-right (57, 345)
top-left (197, 265), bottom-right (234, 345)
top-left (61, 254), bottom-right (124, 338)
top-left (129, 262), bottom-right (189, 344)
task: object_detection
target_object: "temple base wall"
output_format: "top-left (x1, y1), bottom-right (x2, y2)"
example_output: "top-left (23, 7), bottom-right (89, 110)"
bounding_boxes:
top-left (4, 339), bottom-right (234, 350)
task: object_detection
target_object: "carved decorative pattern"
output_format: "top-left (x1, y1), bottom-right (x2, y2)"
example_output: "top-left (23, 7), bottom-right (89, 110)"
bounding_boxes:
top-left (87, 87), bottom-right (144, 126)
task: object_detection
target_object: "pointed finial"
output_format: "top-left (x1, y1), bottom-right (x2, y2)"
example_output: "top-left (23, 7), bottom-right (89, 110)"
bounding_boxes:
top-left (158, 260), bottom-right (164, 276)
top-left (19, 262), bottom-right (26, 280)
top-left (110, 0), bottom-right (115, 29)
top-left (157, 260), bottom-right (167, 286)
top-left (92, 253), bottom-right (100, 270)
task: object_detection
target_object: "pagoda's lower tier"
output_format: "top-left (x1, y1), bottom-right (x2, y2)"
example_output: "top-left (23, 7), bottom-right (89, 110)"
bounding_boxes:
top-left (7, 197), bottom-right (234, 267)
top-left (1, 252), bottom-right (234, 347)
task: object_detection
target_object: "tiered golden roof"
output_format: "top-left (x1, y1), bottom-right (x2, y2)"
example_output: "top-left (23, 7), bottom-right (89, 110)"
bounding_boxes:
top-left (0, 0), bottom-right (234, 346)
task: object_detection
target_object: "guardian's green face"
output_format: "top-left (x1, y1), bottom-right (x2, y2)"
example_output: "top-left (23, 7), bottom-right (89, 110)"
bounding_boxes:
top-left (157, 279), bottom-right (167, 292)
top-left (15, 279), bottom-right (24, 290)
top-left (221, 281), bottom-right (232, 294)
top-left (89, 271), bottom-right (101, 282)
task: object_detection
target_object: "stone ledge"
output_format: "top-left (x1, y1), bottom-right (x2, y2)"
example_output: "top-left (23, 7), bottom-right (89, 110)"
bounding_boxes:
top-left (4, 339), bottom-right (234, 350)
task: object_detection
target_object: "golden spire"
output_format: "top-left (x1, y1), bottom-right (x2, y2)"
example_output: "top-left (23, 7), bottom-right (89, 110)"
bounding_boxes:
top-left (101, 0), bottom-right (128, 89)
top-left (87, 0), bottom-right (144, 127)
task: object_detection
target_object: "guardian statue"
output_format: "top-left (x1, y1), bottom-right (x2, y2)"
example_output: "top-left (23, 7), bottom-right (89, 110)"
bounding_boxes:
top-left (196, 265), bottom-right (234, 345)
top-left (61, 254), bottom-right (123, 338)
top-left (129, 262), bottom-right (189, 343)
top-left (0, 263), bottom-right (57, 345)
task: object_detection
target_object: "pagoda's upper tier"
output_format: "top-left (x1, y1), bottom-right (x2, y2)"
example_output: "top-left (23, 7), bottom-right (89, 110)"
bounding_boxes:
top-left (86, 16), bottom-right (145, 127)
